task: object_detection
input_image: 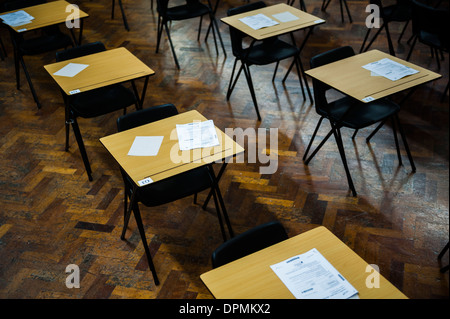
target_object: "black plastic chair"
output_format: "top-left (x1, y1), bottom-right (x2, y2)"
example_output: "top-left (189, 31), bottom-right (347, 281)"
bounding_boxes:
top-left (111, 0), bottom-right (130, 31)
top-left (3, 0), bottom-right (74, 108)
top-left (55, 42), bottom-right (138, 181)
top-left (226, 1), bottom-right (309, 121)
top-left (304, 46), bottom-right (415, 197)
top-left (211, 221), bottom-right (288, 268)
top-left (321, 0), bottom-right (352, 23)
top-left (116, 104), bottom-right (234, 285)
top-left (406, 0), bottom-right (449, 70)
top-left (155, 0), bottom-right (225, 69)
top-left (360, 0), bottom-right (412, 56)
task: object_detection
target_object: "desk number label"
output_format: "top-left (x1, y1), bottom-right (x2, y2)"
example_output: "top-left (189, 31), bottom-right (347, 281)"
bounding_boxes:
top-left (18, 28), bottom-right (27, 32)
top-left (69, 89), bottom-right (81, 95)
top-left (362, 96), bottom-right (375, 102)
top-left (314, 19), bottom-right (325, 24)
top-left (138, 177), bottom-right (153, 186)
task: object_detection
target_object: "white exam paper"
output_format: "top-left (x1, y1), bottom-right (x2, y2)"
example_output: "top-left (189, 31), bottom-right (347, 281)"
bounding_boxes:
top-left (0, 10), bottom-right (34, 27)
top-left (270, 248), bottom-right (359, 299)
top-left (127, 136), bottom-right (164, 156)
top-left (53, 63), bottom-right (89, 77)
top-left (362, 58), bottom-right (419, 81)
top-left (272, 11), bottom-right (299, 23)
top-left (239, 13), bottom-right (279, 30)
top-left (176, 120), bottom-right (219, 151)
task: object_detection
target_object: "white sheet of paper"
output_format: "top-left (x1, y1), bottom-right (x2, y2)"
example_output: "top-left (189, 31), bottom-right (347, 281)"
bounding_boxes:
top-left (0, 10), bottom-right (34, 26)
top-left (272, 11), bottom-right (299, 23)
top-left (176, 120), bottom-right (220, 151)
top-left (127, 136), bottom-right (164, 156)
top-left (362, 58), bottom-right (419, 81)
top-left (239, 13), bottom-right (279, 30)
top-left (53, 63), bottom-right (89, 77)
top-left (0, 10), bottom-right (34, 27)
top-left (270, 248), bottom-right (359, 299)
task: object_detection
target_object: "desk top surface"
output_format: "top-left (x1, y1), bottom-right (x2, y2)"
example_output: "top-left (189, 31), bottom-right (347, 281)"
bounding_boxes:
top-left (305, 49), bottom-right (442, 102)
top-left (2, 1), bottom-right (88, 32)
top-left (221, 3), bottom-right (324, 40)
top-left (44, 47), bottom-right (155, 95)
top-left (100, 110), bottom-right (245, 187)
top-left (200, 226), bottom-right (408, 299)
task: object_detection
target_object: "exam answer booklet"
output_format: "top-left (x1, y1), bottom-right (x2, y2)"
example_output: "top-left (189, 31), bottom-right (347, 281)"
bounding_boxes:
top-left (362, 58), bottom-right (419, 81)
top-left (176, 120), bottom-right (220, 151)
top-left (270, 248), bottom-right (359, 299)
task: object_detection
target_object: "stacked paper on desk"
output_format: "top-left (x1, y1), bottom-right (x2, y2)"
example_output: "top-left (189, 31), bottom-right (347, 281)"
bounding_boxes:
top-left (176, 120), bottom-right (219, 151)
top-left (0, 10), bottom-right (34, 27)
top-left (362, 58), bottom-right (419, 81)
top-left (239, 13), bottom-right (279, 30)
top-left (270, 248), bottom-right (359, 299)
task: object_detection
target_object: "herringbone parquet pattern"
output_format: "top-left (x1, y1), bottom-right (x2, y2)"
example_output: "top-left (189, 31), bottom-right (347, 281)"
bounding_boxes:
top-left (0, 0), bottom-right (448, 300)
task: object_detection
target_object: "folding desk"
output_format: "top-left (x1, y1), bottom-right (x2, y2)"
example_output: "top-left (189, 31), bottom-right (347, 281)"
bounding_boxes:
top-left (44, 47), bottom-right (154, 107)
top-left (1, 1), bottom-right (89, 108)
top-left (44, 47), bottom-right (155, 180)
top-left (200, 226), bottom-right (408, 299)
top-left (304, 49), bottom-right (441, 182)
top-left (2, 0), bottom-right (89, 45)
top-left (304, 49), bottom-right (442, 103)
top-left (221, 3), bottom-right (325, 108)
top-left (100, 110), bottom-right (245, 284)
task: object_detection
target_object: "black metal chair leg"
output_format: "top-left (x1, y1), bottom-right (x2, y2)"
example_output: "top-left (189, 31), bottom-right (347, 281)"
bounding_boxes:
top-left (208, 165), bottom-right (234, 239)
top-left (70, 118), bottom-right (93, 181)
top-left (226, 59), bottom-right (242, 100)
top-left (303, 116), bottom-right (324, 160)
top-left (394, 114), bottom-right (416, 172)
top-left (242, 63), bottom-right (262, 121)
top-left (333, 124), bottom-right (357, 196)
top-left (164, 22), bottom-right (180, 69)
top-left (132, 204), bottom-right (160, 285)
top-left (19, 56), bottom-right (41, 108)
top-left (390, 116), bottom-right (403, 167)
top-left (117, 0), bottom-right (130, 31)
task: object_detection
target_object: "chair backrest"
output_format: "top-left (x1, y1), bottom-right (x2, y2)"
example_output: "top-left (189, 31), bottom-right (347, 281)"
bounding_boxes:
top-left (227, 1), bottom-right (267, 58)
top-left (410, 0), bottom-right (449, 50)
top-left (309, 46), bottom-right (355, 111)
top-left (55, 41), bottom-right (106, 62)
top-left (117, 103), bottom-right (178, 132)
top-left (211, 221), bottom-right (288, 268)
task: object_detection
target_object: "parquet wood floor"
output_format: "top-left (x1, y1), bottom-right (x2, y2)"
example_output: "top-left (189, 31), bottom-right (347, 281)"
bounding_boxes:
top-left (0, 0), bottom-right (448, 300)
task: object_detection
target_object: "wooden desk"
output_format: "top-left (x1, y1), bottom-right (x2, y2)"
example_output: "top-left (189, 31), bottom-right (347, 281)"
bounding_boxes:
top-left (221, 3), bottom-right (324, 41)
top-left (305, 49), bottom-right (442, 103)
top-left (200, 226), bottom-right (408, 299)
top-left (100, 110), bottom-right (244, 186)
top-left (44, 47), bottom-right (154, 106)
top-left (100, 110), bottom-right (245, 285)
top-left (2, 0), bottom-right (88, 43)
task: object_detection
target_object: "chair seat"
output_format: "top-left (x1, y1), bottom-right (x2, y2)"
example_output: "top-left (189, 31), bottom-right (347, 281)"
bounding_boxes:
top-left (243, 39), bottom-right (299, 65)
top-left (69, 84), bottom-right (137, 118)
top-left (165, 3), bottom-right (210, 20)
top-left (418, 31), bottom-right (449, 51)
top-left (321, 97), bottom-right (400, 129)
top-left (19, 31), bottom-right (73, 55)
top-left (136, 166), bottom-right (213, 207)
